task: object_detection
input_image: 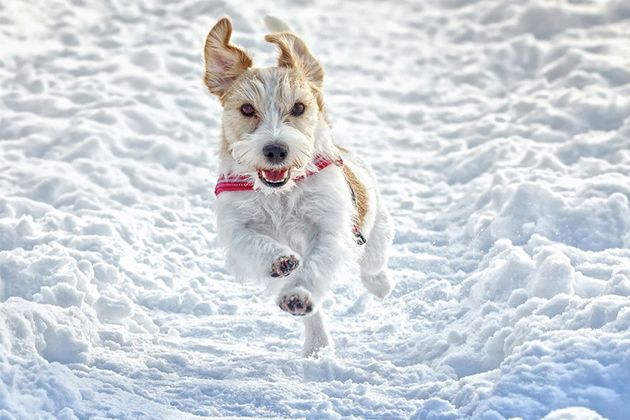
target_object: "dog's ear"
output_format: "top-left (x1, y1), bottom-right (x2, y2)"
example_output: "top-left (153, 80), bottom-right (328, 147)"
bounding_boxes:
top-left (204, 17), bottom-right (253, 97)
top-left (265, 32), bottom-right (323, 88)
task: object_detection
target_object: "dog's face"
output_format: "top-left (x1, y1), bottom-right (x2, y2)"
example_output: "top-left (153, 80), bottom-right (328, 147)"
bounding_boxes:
top-left (203, 18), bottom-right (325, 191)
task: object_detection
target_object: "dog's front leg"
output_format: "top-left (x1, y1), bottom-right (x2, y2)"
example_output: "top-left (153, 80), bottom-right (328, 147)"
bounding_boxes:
top-left (277, 227), bottom-right (347, 358)
top-left (222, 226), bottom-right (300, 280)
top-left (278, 229), bottom-right (345, 313)
top-left (217, 200), bottom-right (301, 280)
top-left (229, 228), bottom-right (300, 279)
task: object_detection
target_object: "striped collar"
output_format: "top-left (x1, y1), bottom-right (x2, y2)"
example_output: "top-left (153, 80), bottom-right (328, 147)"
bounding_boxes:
top-left (214, 155), bottom-right (343, 196)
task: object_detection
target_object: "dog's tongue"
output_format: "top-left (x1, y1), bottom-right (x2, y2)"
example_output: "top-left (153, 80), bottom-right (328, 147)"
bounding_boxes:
top-left (262, 169), bottom-right (288, 182)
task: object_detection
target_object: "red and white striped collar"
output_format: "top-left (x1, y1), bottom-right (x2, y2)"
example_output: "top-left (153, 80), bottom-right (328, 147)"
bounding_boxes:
top-left (214, 155), bottom-right (343, 196)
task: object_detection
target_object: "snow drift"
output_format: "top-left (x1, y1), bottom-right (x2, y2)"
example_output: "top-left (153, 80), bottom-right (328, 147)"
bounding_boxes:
top-left (1, 0), bottom-right (629, 418)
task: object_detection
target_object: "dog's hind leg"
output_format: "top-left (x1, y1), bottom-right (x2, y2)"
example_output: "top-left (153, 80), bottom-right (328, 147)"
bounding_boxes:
top-left (302, 310), bottom-right (331, 357)
top-left (359, 202), bottom-right (394, 298)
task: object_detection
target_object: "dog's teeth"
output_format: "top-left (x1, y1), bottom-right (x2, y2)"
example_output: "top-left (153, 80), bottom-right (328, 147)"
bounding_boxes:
top-left (261, 171), bottom-right (288, 183)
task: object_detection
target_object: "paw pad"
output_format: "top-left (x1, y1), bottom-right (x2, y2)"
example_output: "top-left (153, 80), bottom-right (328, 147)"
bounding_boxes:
top-left (279, 294), bottom-right (313, 316)
top-left (270, 255), bottom-right (300, 278)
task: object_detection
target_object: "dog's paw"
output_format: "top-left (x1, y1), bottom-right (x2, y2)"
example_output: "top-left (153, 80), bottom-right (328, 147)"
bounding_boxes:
top-left (278, 291), bottom-right (313, 316)
top-left (270, 255), bottom-right (300, 278)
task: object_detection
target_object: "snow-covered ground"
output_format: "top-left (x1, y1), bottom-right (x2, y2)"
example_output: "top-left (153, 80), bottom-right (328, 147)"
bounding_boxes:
top-left (1, 0), bottom-right (630, 418)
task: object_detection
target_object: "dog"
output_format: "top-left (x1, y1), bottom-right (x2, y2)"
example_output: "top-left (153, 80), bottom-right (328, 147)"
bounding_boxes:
top-left (204, 16), bottom-right (394, 357)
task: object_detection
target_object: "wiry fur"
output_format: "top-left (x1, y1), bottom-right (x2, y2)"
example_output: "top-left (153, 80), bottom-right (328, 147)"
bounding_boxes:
top-left (204, 16), bottom-right (394, 357)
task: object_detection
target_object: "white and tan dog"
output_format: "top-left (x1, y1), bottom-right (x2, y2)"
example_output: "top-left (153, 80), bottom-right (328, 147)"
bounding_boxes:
top-left (204, 16), bottom-right (393, 357)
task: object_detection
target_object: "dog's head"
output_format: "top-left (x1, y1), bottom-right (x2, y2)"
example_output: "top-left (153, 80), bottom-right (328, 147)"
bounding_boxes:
top-left (203, 18), bottom-right (329, 192)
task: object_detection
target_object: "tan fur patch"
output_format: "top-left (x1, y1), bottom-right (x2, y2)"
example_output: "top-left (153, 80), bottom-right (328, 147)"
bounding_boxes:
top-left (342, 165), bottom-right (368, 230)
top-left (265, 32), bottom-right (324, 89)
top-left (203, 18), bottom-right (253, 98)
top-left (265, 32), bottom-right (326, 112)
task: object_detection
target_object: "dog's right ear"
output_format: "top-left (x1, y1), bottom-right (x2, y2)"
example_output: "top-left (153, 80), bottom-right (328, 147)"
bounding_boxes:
top-left (265, 32), bottom-right (323, 89)
top-left (203, 17), bottom-right (253, 98)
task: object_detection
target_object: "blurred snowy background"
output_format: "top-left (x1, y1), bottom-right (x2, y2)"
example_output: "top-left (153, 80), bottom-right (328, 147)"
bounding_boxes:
top-left (1, 0), bottom-right (630, 418)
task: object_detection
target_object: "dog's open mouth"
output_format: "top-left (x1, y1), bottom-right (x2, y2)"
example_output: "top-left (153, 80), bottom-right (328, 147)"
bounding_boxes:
top-left (258, 168), bottom-right (291, 188)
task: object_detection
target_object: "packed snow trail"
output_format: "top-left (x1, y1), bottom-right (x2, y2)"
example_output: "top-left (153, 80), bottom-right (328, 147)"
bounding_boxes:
top-left (1, 0), bottom-right (630, 418)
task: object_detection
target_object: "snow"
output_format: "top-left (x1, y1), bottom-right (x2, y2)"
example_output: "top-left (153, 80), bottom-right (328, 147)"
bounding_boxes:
top-left (1, 0), bottom-right (630, 418)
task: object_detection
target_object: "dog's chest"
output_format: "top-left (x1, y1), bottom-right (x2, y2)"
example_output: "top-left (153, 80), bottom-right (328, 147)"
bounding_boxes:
top-left (257, 192), bottom-right (308, 230)
top-left (244, 191), bottom-right (313, 249)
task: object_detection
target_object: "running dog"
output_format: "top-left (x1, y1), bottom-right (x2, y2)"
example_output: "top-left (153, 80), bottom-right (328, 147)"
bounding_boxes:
top-left (204, 16), bottom-right (393, 356)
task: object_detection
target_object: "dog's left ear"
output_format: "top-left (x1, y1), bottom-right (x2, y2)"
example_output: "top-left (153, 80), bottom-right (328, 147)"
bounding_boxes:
top-left (204, 17), bottom-right (253, 97)
top-left (265, 32), bottom-right (323, 88)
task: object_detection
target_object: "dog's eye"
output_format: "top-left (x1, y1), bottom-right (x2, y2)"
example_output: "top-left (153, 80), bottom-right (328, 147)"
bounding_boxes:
top-left (240, 103), bottom-right (256, 117)
top-left (291, 102), bottom-right (305, 116)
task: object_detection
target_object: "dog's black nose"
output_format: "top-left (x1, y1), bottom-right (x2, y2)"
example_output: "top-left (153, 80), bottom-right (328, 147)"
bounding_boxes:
top-left (262, 143), bottom-right (289, 164)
